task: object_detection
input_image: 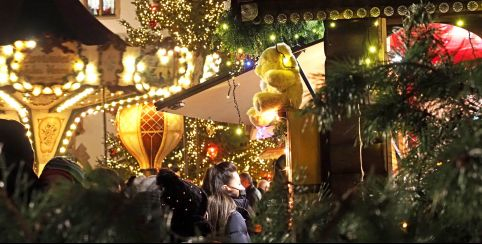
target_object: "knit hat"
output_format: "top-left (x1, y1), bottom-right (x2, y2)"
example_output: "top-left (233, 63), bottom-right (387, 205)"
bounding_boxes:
top-left (38, 157), bottom-right (84, 186)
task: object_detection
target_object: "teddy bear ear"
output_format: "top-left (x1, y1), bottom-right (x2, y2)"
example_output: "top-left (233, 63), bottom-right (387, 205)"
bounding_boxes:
top-left (275, 43), bottom-right (293, 56)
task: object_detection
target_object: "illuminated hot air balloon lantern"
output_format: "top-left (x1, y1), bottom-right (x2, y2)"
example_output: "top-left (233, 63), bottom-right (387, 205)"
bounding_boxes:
top-left (116, 103), bottom-right (184, 175)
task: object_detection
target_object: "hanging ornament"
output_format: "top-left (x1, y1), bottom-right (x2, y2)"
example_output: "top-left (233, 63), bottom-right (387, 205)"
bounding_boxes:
top-left (116, 103), bottom-right (184, 175)
top-left (149, 20), bottom-right (158, 29)
top-left (206, 143), bottom-right (219, 160)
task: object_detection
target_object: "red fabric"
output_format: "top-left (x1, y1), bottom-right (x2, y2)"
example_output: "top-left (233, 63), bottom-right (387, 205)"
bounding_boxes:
top-left (390, 23), bottom-right (482, 64)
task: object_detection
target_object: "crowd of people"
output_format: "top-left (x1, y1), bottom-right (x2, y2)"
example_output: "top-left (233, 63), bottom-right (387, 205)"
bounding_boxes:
top-left (0, 119), bottom-right (283, 243)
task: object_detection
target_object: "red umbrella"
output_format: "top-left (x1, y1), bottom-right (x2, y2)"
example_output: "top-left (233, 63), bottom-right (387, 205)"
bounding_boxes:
top-left (389, 23), bottom-right (482, 63)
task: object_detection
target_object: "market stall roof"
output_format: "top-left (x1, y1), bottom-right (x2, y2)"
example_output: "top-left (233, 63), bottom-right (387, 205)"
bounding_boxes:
top-left (233, 0), bottom-right (482, 24)
top-left (0, 0), bottom-right (122, 45)
top-left (155, 40), bottom-right (325, 124)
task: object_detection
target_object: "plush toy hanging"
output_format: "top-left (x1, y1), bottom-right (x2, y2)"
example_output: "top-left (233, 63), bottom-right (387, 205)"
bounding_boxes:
top-left (247, 43), bottom-right (303, 127)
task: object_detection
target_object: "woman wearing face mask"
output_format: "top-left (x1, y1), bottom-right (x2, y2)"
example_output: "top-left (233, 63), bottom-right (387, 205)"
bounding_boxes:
top-left (202, 162), bottom-right (254, 236)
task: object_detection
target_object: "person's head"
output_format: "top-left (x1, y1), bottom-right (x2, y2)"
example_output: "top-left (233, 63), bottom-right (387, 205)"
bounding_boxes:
top-left (37, 157), bottom-right (84, 191)
top-left (201, 161), bottom-right (244, 198)
top-left (206, 193), bottom-right (237, 236)
top-left (239, 172), bottom-right (253, 189)
top-left (85, 167), bottom-right (123, 192)
top-left (273, 154), bottom-right (287, 183)
top-left (0, 119), bottom-right (37, 197)
top-left (171, 165), bottom-right (181, 177)
top-left (257, 179), bottom-right (270, 193)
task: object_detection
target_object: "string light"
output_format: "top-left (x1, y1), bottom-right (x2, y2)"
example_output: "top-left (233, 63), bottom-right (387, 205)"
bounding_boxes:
top-left (0, 90), bottom-right (32, 143)
top-left (55, 88), bottom-right (95, 113)
top-left (200, 53), bottom-right (222, 83)
top-left (456, 19), bottom-right (465, 27)
top-left (166, 117), bottom-right (277, 184)
top-left (120, 0), bottom-right (225, 53)
top-left (235, 127), bottom-right (244, 135)
top-left (0, 41), bottom-right (88, 96)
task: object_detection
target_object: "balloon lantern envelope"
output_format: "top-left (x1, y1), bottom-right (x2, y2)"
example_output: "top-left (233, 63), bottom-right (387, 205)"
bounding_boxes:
top-left (389, 23), bottom-right (482, 63)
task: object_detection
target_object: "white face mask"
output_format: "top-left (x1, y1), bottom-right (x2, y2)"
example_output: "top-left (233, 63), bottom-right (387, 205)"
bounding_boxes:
top-left (224, 172), bottom-right (245, 198)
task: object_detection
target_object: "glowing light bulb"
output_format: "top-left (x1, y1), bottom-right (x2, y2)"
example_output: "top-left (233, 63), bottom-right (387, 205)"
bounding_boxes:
top-left (76, 72), bottom-right (85, 82)
top-left (136, 62), bottom-right (146, 72)
top-left (32, 86), bottom-right (41, 96)
top-left (369, 46), bottom-right (377, 53)
top-left (235, 127), bottom-right (243, 135)
top-left (157, 48), bottom-right (166, 56)
top-left (71, 82), bottom-right (81, 90)
top-left (2, 45), bottom-right (14, 56)
top-left (456, 19), bottom-right (465, 27)
top-left (13, 52), bottom-right (24, 61)
top-left (14, 41), bottom-right (24, 49)
top-left (269, 34), bottom-right (276, 41)
top-left (9, 73), bottom-right (18, 82)
top-left (160, 56), bottom-right (169, 64)
top-left (329, 22), bottom-right (336, 28)
top-left (42, 87), bottom-right (53, 94)
top-left (124, 56), bottom-right (136, 67)
top-left (13, 83), bottom-right (24, 90)
top-left (26, 40), bottom-right (36, 49)
top-left (74, 61), bottom-right (84, 71)
top-left (23, 82), bottom-right (33, 90)
top-left (133, 73), bottom-right (142, 83)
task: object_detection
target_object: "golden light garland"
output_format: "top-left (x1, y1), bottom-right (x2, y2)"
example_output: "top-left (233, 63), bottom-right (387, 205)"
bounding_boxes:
top-left (0, 41), bottom-right (93, 97)
top-left (0, 90), bottom-right (32, 143)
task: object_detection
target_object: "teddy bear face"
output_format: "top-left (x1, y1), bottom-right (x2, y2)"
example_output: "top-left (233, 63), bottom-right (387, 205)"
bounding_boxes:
top-left (255, 45), bottom-right (287, 81)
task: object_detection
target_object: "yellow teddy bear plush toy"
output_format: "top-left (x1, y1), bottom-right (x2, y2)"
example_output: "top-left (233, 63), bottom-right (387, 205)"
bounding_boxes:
top-left (247, 43), bottom-right (303, 127)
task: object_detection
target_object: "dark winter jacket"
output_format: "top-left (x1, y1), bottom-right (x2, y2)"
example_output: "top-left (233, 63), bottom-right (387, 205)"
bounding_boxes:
top-left (245, 185), bottom-right (262, 209)
top-left (227, 210), bottom-right (251, 243)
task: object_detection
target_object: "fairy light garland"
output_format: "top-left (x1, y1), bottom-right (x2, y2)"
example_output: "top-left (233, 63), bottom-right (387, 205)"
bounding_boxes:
top-left (165, 117), bottom-right (278, 184)
top-left (0, 40), bottom-right (93, 97)
top-left (0, 90), bottom-right (32, 143)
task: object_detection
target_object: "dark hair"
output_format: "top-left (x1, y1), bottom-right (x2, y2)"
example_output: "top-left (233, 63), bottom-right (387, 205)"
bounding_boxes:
top-left (0, 119), bottom-right (37, 198)
top-left (201, 161), bottom-right (237, 196)
top-left (273, 155), bottom-right (287, 184)
top-left (207, 193), bottom-right (237, 237)
top-left (239, 172), bottom-right (253, 185)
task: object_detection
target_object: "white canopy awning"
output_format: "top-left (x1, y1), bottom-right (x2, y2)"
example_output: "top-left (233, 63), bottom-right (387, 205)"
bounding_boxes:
top-left (157, 42), bottom-right (326, 125)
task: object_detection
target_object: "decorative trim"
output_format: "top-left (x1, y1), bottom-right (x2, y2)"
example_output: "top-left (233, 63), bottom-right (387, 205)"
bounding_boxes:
top-left (244, 1), bottom-right (482, 23)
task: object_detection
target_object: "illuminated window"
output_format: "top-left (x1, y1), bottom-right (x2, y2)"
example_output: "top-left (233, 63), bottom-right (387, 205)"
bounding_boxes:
top-left (82, 0), bottom-right (120, 17)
